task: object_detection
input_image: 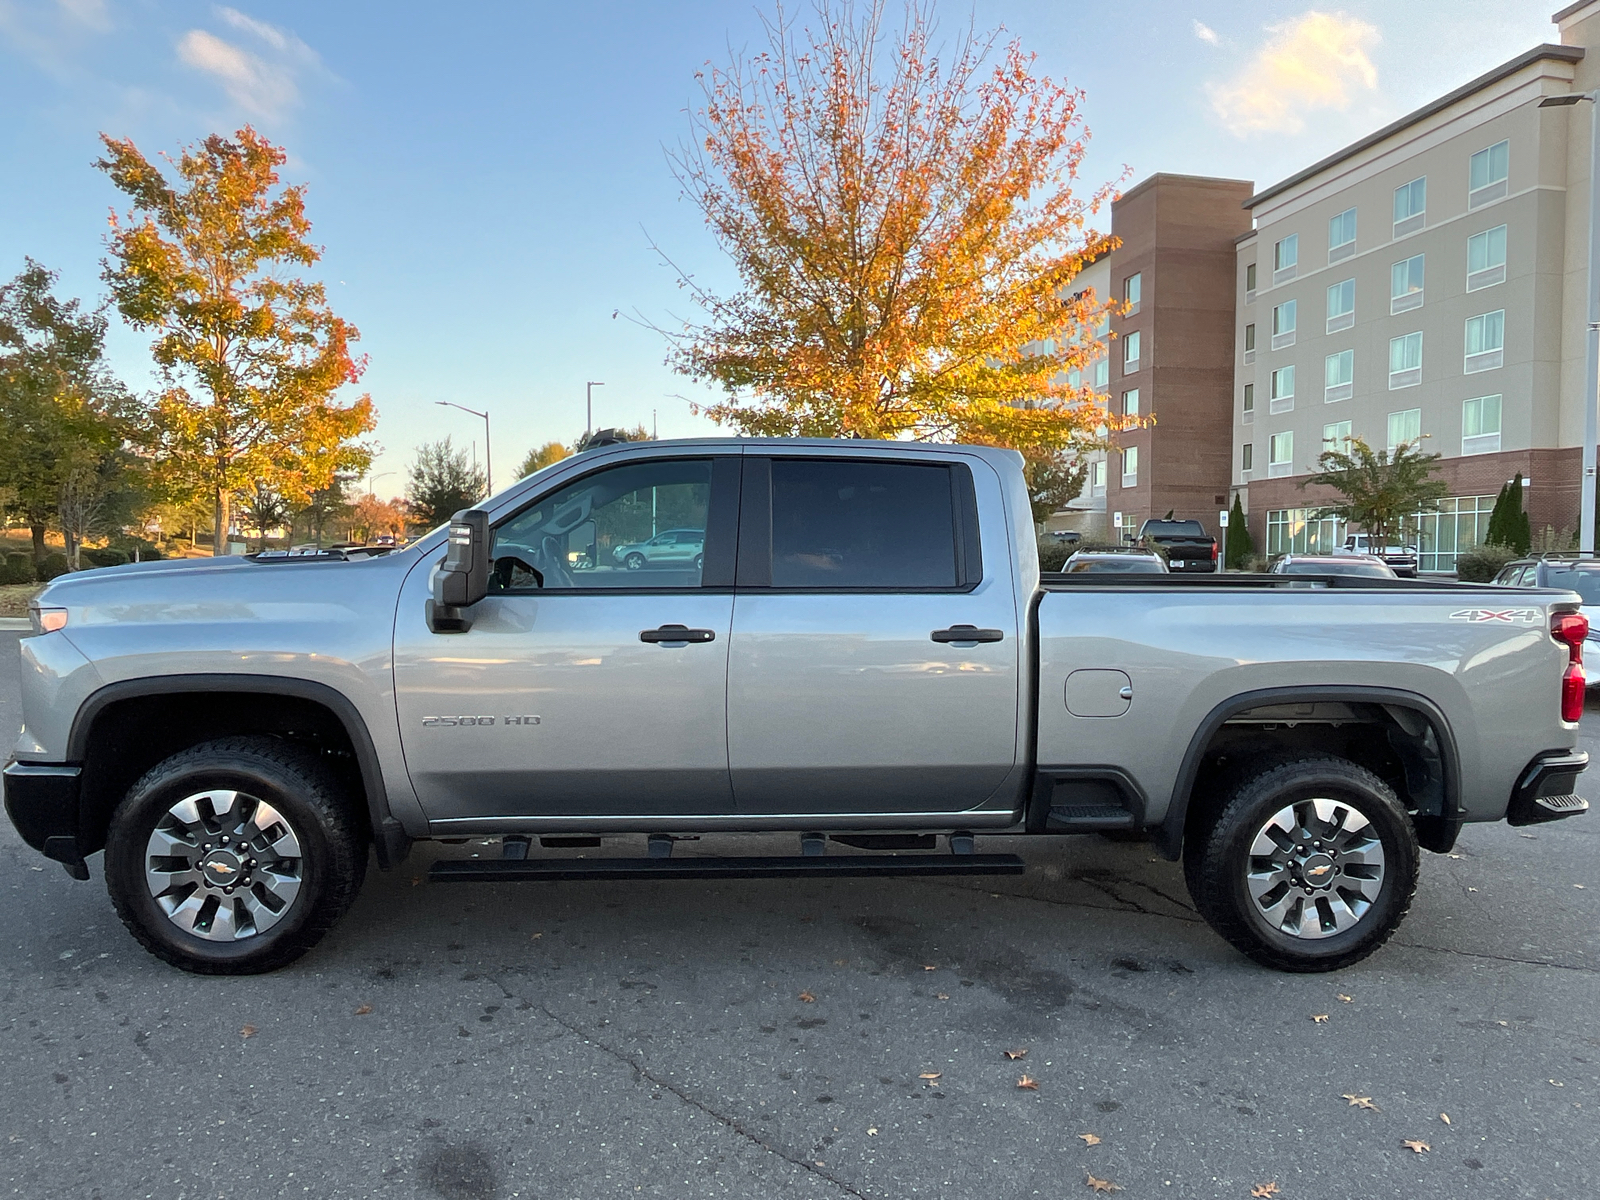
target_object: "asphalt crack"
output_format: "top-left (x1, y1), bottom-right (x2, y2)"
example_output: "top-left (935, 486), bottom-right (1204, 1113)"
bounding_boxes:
top-left (482, 972), bottom-right (869, 1198)
top-left (1393, 940), bottom-right (1598, 974)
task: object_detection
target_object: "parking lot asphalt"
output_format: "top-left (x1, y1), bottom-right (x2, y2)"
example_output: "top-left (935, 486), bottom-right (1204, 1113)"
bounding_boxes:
top-left (1, 628), bottom-right (1596, 1200)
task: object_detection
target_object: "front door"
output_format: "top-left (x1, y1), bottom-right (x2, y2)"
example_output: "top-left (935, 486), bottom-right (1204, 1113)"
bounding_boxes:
top-left (394, 454), bottom-right (740, 823)
top-left (725, 453), bottom-right (1020, 816)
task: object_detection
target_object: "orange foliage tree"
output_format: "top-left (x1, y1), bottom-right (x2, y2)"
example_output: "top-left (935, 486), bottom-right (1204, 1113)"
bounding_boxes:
top-left (98, 128), bottom-right (375, 553)
top-left (660, 0), bottom-right (1135, 511)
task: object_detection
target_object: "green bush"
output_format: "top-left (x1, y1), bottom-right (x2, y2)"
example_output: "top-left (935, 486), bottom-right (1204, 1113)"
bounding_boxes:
top-left (110, 536), bottom-right (164, 561)
top-left (1455, 543), bottom-right (1519, 582)
top-left (81, 548), bottom-right (130, 569)
top-left (0, 553), bottom-right (35, 585)
top-left (1037, 535), bottom-right (1074, 572)
top-left (36, 553), bottom-right (70, 582)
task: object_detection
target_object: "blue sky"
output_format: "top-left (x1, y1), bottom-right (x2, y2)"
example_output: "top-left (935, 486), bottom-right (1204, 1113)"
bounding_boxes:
top-left (0, 0), bottom-right (1563, 498)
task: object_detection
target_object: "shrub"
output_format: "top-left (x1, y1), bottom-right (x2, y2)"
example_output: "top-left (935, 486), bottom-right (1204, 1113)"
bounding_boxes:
top-left (110, 536), bottom-right (164, 561)
top-left (1455, 543), bottom-right (1519, 582)
top-left (36, 553), bottom-right (70, 581)
top-left (81, 548), bottom-right (130, 569)
top-left (1, 553), bottom-right (35, 584)
top-left (1037, 535), bottom-right (1073, 572)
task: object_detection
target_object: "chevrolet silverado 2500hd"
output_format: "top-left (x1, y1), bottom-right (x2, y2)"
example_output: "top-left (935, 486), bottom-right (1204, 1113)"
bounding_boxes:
top-left (3, 439), bottom-right (1590, 974)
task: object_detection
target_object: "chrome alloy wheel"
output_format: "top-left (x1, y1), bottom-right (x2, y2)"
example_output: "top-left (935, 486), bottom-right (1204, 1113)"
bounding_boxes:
top-left (144, 790), bottom-right (304, 941)
top-left (1245, 798), bottom-right (1386, 939)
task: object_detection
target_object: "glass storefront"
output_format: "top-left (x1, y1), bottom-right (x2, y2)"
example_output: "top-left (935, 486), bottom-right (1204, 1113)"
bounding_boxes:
top-left (1266, 508), bottom-right (1346, 556)
top-left (1407, 495), bottom-right (1495, 574)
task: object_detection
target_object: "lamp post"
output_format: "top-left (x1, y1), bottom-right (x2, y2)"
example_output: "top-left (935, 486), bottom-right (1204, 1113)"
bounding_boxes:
top-left (586, 381), bottom-right (605, 440)
top-left (435, 401), bottom-right (492, 497)
top-left (1540, 90), bottom-right (1600, 554)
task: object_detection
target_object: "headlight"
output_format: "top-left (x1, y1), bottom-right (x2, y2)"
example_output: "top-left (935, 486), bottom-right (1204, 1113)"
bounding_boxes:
top-left (27, 603), bottom-right (67, 634)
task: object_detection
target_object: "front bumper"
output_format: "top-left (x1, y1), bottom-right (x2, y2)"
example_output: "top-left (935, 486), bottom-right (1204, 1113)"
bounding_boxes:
top-left (1507, 750), bottom-right (1590, 826)
top-left (2, 761), bottom-right (89, 879)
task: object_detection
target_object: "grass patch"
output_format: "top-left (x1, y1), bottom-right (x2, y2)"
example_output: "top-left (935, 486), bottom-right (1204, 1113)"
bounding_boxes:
top-left (0, 583), bottom-right (44, 618)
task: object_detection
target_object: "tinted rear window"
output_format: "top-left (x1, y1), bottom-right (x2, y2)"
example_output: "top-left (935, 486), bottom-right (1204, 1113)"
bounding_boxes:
top-left (770, 459), bottom-right (958, 588)
top-left (1067, 557), bottom-right (1164, 573)
top-left (1143, 521), bottom-right (1206, 536)
top-left (1546, 567), bottom-right (1600, 605)
top-left (1282, 560), bottom-right (1392, 577)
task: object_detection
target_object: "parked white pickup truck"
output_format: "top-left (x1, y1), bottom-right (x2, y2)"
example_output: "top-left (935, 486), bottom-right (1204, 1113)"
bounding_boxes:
top-left (4, 440), bottom-right (1590, 975)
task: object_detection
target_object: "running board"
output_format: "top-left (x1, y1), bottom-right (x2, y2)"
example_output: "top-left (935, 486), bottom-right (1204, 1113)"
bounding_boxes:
top-left (428, 853), bottom-right (1025, 883)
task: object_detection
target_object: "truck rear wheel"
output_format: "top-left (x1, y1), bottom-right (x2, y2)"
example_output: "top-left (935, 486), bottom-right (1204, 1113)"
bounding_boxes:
top-left (104, 737), bottom-right (367, 975)
top-left (1183, 756), bottom-right (1419, 972)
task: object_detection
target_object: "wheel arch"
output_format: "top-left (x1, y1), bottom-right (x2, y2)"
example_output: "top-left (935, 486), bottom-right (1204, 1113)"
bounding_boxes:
top-left (68, 675), bottom-right (409, 869)
top-left (1155, 685), bottom-right (1462, 861)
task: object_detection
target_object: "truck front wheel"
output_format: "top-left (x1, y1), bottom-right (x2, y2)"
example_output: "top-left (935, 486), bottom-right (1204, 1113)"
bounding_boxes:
top-left (104, 737), bottom-right (367, 975)
top-left (1183, 756), bottom-right (1419, 972)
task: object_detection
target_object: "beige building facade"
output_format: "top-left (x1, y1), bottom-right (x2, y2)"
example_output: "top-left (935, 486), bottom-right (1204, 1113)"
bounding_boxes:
top-left (1233, 3), bottom-right (1600, 570)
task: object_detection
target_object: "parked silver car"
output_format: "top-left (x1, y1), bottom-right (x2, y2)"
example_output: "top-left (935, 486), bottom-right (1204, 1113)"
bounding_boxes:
top-left (1271, 553), bottom-right (1397, 579)
top-left (612, 528), bottom-right (705, 571)
top-left (1061, 549), bottom-right (1168, 574)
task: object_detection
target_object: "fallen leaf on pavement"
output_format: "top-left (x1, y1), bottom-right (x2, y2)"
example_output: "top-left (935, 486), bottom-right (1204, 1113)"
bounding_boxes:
top-left (918, 1072), bottom-right (942, 1080)
top-left (531, 932), bottom-right (542, 939)
top-left (1004, 1048), bottom-right (1029, 1060)
top-left (1078, 1133), bottom-right (1101, 1146)
top-left (798, 991), bottom-right (816, 1003)
top-left (1342, 1094), bottom-right (1380, 1111)
top-left (866, 1127), bottom-right (878, 1136)
top-left (1250, 1184), bottom-right (1280, 1198)
top-left (1086, 1175), bottom-right (1121, 1193)
top-left (411, 876), bottom-right (424, 887)
top-left (353, 1004), bottom-right (373, 1016)
top-left (1311, 1013), bottom-right (1329, 1023)
top-left (923, 964), bottom-right (937, 971)
top-left (1549, 1080), bottom-right (1565, 1087)
top-left (1337, 994), bottom-right (1354, 1003)
top-left (834, 958), bottom-right (848, 965)
top-left (1439, 1113), bottom-right (1450, 1125)
top-left (1017, 1075), bottom-right (1039, 1090)
top-left (935, 992), bottom-right (949, 1000)
top-left (1402, 1139), bottom-right (1430, 1154)
top-left (240, 1024), bottom-right (257, 1038)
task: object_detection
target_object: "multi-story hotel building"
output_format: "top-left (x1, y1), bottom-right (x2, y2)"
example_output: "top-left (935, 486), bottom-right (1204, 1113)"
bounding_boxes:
top-left (1053, 173), bottom-right (1251, 541)
top-left (1233, 3), bottom-right (1600, 572)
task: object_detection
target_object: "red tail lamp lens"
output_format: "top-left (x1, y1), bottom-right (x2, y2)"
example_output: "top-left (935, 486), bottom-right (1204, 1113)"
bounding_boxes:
top-left (1553, 611), bottom-right (1589, 659)
top-left (1564, 664), bottom-right (1586, 723)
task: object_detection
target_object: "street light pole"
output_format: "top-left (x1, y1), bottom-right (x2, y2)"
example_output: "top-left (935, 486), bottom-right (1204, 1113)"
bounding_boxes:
top-left (586, 381), bottom-right (604, 440)
top-left (1541, 91), bottom-right (1600, 554)
top-left (435, 401), bottom-right (492, 497)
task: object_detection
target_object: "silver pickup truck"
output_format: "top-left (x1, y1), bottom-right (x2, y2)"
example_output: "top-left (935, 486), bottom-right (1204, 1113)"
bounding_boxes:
top-left (4, 440), bottom-right (1591, 975)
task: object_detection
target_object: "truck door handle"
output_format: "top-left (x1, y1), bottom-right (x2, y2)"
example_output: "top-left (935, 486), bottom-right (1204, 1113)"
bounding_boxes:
top-left (639, 625), bottom-right (716, 644)
top-left (930, 625), bottom-right (1004, 643)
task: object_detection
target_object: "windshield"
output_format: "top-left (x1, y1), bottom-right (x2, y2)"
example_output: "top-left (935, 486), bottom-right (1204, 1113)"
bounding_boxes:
top-left (1546, 567), bottom-right (1600, 606)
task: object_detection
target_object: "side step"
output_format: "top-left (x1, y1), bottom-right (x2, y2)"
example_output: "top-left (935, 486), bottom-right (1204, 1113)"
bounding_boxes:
top-left (429, 853), bottom-right (1025, 884)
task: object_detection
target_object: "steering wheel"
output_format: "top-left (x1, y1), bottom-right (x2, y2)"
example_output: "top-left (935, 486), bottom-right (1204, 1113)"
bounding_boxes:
top-left (534, 534), bottom-right (575, 590)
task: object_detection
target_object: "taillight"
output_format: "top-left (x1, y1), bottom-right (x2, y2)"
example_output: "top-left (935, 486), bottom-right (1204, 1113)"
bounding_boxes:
top-left (1211, 542), bottom-right (1219, 561)
top-left (1553, 612), bottom-right (1588, 722)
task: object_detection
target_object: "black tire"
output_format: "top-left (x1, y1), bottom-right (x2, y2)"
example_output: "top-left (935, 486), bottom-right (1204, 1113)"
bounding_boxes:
top-left (104, 736), bottom-right (367, 975)
top-left (625, 553), bottom-right (645, 571)
top-left (1183, 756), bottom-right (1419, 972)
top-left (692, 553), bottom-right (704, 572)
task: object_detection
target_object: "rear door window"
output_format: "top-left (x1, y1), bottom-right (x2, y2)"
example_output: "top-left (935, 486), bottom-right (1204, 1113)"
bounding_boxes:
top-left (755, 458), bottom-right (973, 589)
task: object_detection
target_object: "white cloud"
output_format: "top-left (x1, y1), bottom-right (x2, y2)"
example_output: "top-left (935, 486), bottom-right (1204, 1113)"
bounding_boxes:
top-left (177, 28), bottom-right (297, 116)
top-left (1207, 10), bottom-right (1380, 137)
top-left (1192, 20), bottom-right (1220, 46)
top-left (175, 11), bottom-right (322, 118)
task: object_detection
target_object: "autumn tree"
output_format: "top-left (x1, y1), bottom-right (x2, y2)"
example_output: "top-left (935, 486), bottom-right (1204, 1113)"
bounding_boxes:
top-left (0, 260), bottom-right (143, 569)
top-left (238, 484), bottom-right (291, 552)
top-left (350, 493), bottom-right (408, 543)
top-left (407, 436), bottom-right (486, 527)
top-left (658, 0), bottom-right (1132, 480)
top-left (1302, 437), bottom-right (1449, 551)
top-left (98, 127), bottom-right (375, 555)
top-left (517, 440), bottom-right (572, 479)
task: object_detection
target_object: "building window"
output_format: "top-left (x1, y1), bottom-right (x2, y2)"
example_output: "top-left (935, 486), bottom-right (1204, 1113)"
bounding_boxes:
top-left (1324, 349), bottom-right (1354, 403)
top-left (1093, 357), bottom-right (1108, 389)
top-left (1242, 442), bottom-right (1254, 473)
top-left (1268, 508), bottom-right (1347, 556)
top-left (1465, 310), bottom-right (1505, 373)
top-left (1469, 139), bottom-right (1510, 208)
top-left (1244, 322), bottom-right (1256, 364)
top-left (1273, 233), bottom-right (1299, 284)
top-left (1271, 299), bottom-right (1297, 350)
top-left (1067, 366), bottom-right (1082, 390)
top-left (1124, 272), bottom-right (1142, 314)
top-left (1123, 330), bottom-right (1141, 373)
top-left (1326, 278), bottom-right (1355, 332)
top-left (1121, 446), bottom-right (1139, 487)
top-left (1393, 176), bottom-right (1427, 237)
top-left (1242, 383), bottom-right (1255, 423)
top-left (1122, 388), bottom-right (1139, 417)
top-left (1091, 459), bottom-right (1106, 495)
top-left (1268, 431), bottom-right (1294, 478)
top-left (1329, 207), bottom-right (1357, 263)
top-left (1467, 225), bottom-right (1507, 291)
top-left (1462, 394), bottom-right (1502, 456)
top-left (1245, 261), bottom-right (1257, 297)
top-left (1412, 495), bottom-right (1496, 573)
top-left (1323, 420), bottom-right (1353, 456)
top-left (1270, 365), bottom-right (1295, 413)
top-left (1390, 253), bottom-right (1425, 314)
top-left (1387, 407), bottom-right (1422, 453)
top-left (1389, 331), bottom-right (1423, 389)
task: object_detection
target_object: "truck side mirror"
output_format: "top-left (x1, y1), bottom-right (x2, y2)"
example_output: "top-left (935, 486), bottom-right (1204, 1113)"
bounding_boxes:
top-left (429, 509), bottom-right (489, 633)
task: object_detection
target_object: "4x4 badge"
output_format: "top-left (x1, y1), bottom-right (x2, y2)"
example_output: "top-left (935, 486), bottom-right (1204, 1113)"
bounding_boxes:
top-left (1448, 608), bottom-right (1540, 624)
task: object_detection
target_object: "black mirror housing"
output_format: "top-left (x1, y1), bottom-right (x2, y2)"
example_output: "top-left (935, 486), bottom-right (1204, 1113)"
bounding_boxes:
top-left (430, 509), bottom-right (489, 631)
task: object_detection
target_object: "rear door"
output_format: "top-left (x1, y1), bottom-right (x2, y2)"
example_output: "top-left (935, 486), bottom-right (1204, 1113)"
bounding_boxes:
top-left (724, 452), bottom-right (1020, 816)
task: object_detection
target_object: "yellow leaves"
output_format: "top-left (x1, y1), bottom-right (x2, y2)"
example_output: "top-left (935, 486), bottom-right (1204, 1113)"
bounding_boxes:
top-left (1311, 1013), bottom-right (1329, 1023)
top-left (1085, 1174), bottom-right (1121, 1192)
top-left (1402, 1139), bottom-right (1431, 1154)
top-left (1337, 994), bottom-right (1354, 1003)
top-left (1342, 1094), bottom-right (1380, 1111)
top-left (1077, 1133), bottom-right (1101, 1146)
top-left (1250, 1185), bottom-right (1280, 1197)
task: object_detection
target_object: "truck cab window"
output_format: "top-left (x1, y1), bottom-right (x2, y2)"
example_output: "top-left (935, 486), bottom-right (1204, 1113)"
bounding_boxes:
top-left (491, 458), bottom-right (712, 590)
top-left (769, 458), bottom-right (959, 588)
